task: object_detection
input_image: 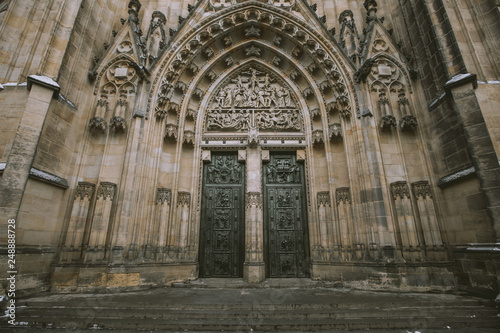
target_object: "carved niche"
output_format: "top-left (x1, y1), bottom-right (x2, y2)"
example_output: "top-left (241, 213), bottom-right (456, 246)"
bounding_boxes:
top-left (205, 66), bottom-right (302, 132)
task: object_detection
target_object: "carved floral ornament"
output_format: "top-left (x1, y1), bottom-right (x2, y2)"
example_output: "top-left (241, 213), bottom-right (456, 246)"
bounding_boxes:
top-left (148, 4), bottom-right (358, 117)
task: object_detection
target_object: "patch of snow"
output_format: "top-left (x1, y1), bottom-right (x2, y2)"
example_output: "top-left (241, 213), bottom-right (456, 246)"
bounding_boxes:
top-left (0, 162), bottom-right (6, 171)
top-left (429, 92), bottom-right (446, 108)
top-left (445, 73), bottom-right (475, 85)
top-left (466, 246), bottom-right (500, 251)
top-left (2, 82), bottom-right (27, 87)
top-left (488, 80), bottom-right (500, 84)
top-left (29, 168), bottom-right (68, 188)
top-left (28, 75), bottom-right (60, 89)
top-left (440, 166), bottom-right (475, 184)
top-left (0, 83), bottom-right (3, 90)
top-left (66, 99), bottom-right (76, 108)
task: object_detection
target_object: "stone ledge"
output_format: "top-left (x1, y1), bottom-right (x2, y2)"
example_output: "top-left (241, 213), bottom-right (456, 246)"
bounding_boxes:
top-left (0, 164), bottom-right (69, 188)
top-left (438, 162), bottom-right (500, 188)
top-left (454, 243), bottom-right (500, 254)
top-left (0, 245), bottom-right (56, 254)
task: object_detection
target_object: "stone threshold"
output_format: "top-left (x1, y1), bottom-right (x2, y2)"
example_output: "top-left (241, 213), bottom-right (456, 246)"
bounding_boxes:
top-left (172, 278), bottom-right (341, 289)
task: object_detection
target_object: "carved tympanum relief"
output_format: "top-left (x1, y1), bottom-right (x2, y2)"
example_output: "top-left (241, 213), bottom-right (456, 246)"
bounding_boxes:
top-left (206, 66), bottom-right (302, 132)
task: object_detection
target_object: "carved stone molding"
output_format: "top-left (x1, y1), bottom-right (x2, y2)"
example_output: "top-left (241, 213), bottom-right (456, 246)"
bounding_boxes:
top-left (156, 188), bottom-right (172, 205)
top-left (245, 192), bottom-right (262, 209)
top-left (411, 181), bottom-right (433, 200)
top-left (193, 88), bottom-right (204, 99)
top-left (310, 108), bottom-right (320, 119)
top-left (177, 191), bottom-right (191, 207)
top-left (96, 182), bottom-right (117, 201)
top-left (335, 187), bottom-right (351, 205)
top-left (89, 117), bottom-right (107, 131)
top-left (75, 182), bottom-right (96, 200)
top-left (317, 191), bottom-right (331, 207)
top-left (329, 123), bottom-right (342, 142)
top-left (302, 87), bottom-right (314, 99)
top-left (390, 181), bottom-right (410, 200)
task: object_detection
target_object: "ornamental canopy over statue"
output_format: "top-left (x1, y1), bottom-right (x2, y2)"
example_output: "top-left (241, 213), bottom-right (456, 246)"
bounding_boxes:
top-left (206, 65), bottom-right (302, 132)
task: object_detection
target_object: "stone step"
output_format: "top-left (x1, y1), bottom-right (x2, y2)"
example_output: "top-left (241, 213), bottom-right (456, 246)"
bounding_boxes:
top-left (5, 316), bottom-right (500, 331)
top-left (15, 305), bottom-right (498, 319)
top-left (2, 286), bottom-right (499, 332)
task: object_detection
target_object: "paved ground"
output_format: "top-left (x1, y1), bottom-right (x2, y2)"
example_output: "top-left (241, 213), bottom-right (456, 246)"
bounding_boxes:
top-left (1, 279), bottom-right (499, 332)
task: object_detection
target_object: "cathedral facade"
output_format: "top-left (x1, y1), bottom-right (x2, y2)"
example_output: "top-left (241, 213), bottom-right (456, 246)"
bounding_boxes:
top-left (0, 0), bottom-right (499, 296)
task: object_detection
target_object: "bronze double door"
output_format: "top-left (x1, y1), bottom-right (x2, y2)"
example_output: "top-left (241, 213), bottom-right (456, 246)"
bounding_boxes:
top-left (200, 152), bottom-right (309, 278)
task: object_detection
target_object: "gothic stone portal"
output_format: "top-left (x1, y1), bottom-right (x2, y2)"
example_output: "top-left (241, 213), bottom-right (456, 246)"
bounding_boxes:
top-left (264, 153), bottom-right (310, 278)
top-left (200, 152), bottom-right (245, 277)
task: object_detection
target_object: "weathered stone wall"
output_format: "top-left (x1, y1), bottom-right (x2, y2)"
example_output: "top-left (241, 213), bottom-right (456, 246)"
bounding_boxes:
top-left (0, 0), bottom-right (499, 296)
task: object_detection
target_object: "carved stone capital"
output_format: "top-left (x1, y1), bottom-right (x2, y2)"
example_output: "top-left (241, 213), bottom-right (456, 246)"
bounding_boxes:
top-left (411, 181), bottom-right (433, 200)
top-left (312, 129), bottom-right (324, 146)
top-left (89, 117), bottom-right (107, 131)
top-left (390, 181), bottom-right (410, 200)
top-left (109, 116), bottom-right (127, 132)
top-left (97, 182), bottom-right (117, 201)
top-left (184, 130), bottom-right (195, 146)
top-left (156, 188), bottom-right (172, 205)
top-left (177, 191), bottom-right (191, 207)
top-left (75, 182), bottom-right (96, 200)
top-left (399, 115), bottom-right (418, 131)
top-left (164, 123), bottom-right (178, 142)
top-left (379, 115), bottom-right (397, 131)
top-left (329, 123), bottom-right (343, 142)
top-left (245, 192), bottom-right (262, 209)
top-left (317, 191), bottom-right (331, 207)
top-left (335, 187), bottom-right (351, 205)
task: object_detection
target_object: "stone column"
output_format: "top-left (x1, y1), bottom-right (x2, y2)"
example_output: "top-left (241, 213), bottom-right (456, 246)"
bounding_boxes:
top-left (0, 76), bottom-right (60, 240)
top-left (336, 187), bottom-right (355, 260)
top-left (244, 147), bottom-right (265, 282)
top-left (85, 182), bottom-right (117, 262)
top-left (411, 181), bottom-right (447, 261)
top-left (61, 182), bottom-right (96, 262)
top-left (154, 188), bottom-right (172, 261)
top-left (445, 74), bottom-right (500, 241)
top-left (390, 181), bottom-right (421, 261)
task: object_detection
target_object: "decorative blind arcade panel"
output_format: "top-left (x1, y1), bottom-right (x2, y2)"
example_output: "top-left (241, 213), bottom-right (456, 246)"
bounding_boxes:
top-left (206, 67), bottom-right (302, 132)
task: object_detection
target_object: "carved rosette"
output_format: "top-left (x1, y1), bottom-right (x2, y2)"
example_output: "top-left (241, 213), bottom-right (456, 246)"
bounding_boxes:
top-left (245, 192), bottom-right (262, 209)
top-left (89, 117), bottom-right (107, 131)
top-left (336, 187), bottom-right (351, 205)
top-left (390, 181), bottom-right (410, 200)
top-left (411, 181), bottom-right (433, 200)
top-left (177, 192), bottom-right (191, 207)
top-left (317, 191), bottom-right (331, 207)
top-left (75, 182), bottom-right (96, 200)
top-left (109, 116), bottom-right (127, 132)
top-left (96, 182), bottom-right (117, 201)
top-left (156, 188), bottom-right (172, 205)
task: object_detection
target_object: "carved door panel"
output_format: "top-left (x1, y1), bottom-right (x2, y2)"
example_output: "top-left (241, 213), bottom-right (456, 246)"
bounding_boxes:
top-left (264, 153), bottom-right (309, 278)
top-left (200, 153), bottom-right (245, 277)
